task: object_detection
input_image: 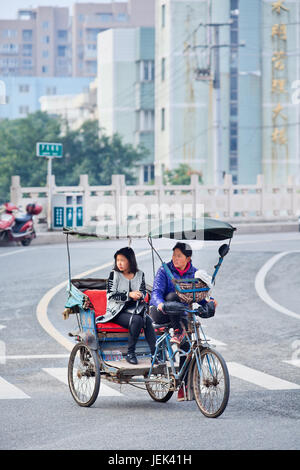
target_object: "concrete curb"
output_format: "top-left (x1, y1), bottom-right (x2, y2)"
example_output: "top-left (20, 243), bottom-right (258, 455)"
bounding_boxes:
top-left (30, 221), bottom-right (300, 245)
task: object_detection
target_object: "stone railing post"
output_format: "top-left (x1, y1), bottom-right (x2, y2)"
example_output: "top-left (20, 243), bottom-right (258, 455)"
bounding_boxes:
top-left (223, 173), bottom-right (233, 218)
top-left (191, 174), bottom-right (201, 219)
top-left (256, 174), bottom-right (264, 217)
top-left (79, 174), bottom-right (90, 226)
top-left (10, 176), bottom-right (22, 206)
top-left (112, 174), bottom-right (126, 226)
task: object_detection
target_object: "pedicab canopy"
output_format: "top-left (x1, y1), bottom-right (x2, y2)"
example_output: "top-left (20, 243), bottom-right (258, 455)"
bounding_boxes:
top-left (63, 217), bottom-right (236, 241)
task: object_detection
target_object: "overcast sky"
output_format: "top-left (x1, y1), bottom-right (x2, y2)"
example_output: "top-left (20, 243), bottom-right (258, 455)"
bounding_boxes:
top-left (1, 0), bottom-right (127, 20)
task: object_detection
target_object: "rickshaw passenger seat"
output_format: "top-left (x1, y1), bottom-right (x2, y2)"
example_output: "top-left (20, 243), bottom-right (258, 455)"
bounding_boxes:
top-left (83, 290), bottom-right (150, 334)
top-left (83, 289), bottom-right (128, 333)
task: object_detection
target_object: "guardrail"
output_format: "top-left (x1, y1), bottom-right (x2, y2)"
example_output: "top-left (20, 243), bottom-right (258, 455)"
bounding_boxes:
top-left (10, 173), bottom-right (300, 226)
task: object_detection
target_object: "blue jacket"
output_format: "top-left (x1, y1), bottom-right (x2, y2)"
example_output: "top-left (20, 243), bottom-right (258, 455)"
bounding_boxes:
top-left (150, 260), bottom-right (206, 307)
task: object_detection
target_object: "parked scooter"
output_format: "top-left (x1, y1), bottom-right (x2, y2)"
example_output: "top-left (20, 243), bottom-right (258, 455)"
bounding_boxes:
top-left (0, 202), bottom-right (42, 246)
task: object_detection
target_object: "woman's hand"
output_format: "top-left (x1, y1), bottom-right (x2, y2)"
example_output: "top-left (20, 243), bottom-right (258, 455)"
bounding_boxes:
top-left (129, 291), bottom-right (143, 301)
top-left (157, 302), bottom-right (164, 312)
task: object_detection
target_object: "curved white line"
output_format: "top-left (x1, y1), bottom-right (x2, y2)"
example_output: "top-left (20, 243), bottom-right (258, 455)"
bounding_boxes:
top-left (36, 250), bottom-right (151, 351)
top-left (255, 251), bottom-right (300, 321)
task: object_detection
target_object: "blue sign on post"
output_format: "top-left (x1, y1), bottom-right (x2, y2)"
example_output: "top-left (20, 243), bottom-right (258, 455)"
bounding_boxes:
top-left (76, 206), bottom-right (83, 227)
top-left (66, 207), bottom-right (73, 227)
top-left (53, 207), bottom-right (64, 228)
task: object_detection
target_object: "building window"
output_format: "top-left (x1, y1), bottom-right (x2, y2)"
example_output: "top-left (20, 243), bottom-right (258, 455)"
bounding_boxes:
top-left (22, 30), bottom-right (33, 41)
top-left (58, 46), bottom-right (67, 57)
top-left (46, 86), bottom-right (56, 95)
top-left (117, 13), bottom-right (127, 22)
top-left (229, 0), bottom-right (239, 180)
top-left (19, 84), bottom-right (30, 93)
top-left (140, 60), bottom-right (154, 82)
top-left (19, 105), bottom-right (29, 115)
top-left (161, 57), bottom-right (165, 81)
top-left (43, 36), bottom-right (50, 44)
top-left (161, 108), bottom-right (165, 131)
top-left (86, 28), bottom-right (104, 42)
top-left (42, 65), bottom-right (49, 73)
top-left (162, 4), bottom-right (166, 28)
top-left (22, 44), bottom-right (32, 56)
top-left (58, 30), bottom-right (68, 40)
top-left (42, 21), bottom-right (49, 30)
top-left (139, 110), bottom-right (154, 132)
top-left (97, 13), bottom-right (113, 23)
top-left (143, 164), bottom-right (155, 183)
top-left (42, 50), bottom-right (49, 58)
top-left (2, 29), bottom-right (17, 38)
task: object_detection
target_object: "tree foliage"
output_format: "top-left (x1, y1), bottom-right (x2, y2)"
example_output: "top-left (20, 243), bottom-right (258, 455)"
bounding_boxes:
top-left (0, 112), bottom-right (147, 203)
top-left (164, 163), bottom-right (203, 185)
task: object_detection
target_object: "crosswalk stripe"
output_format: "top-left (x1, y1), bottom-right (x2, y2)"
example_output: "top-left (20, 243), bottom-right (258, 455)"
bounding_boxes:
top-left (42, 367), bottom-right (123, 396)
top-left (227, 362), bottom-right (300, 390)
top-left (0, 376), bottom-right (30, 399)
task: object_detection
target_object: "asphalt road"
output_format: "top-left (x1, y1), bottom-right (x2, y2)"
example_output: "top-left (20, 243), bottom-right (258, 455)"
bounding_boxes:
top-left (0, 232), bottom-right (299, 451)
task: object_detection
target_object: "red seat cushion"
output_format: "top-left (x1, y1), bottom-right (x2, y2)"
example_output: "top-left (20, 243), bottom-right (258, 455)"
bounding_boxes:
top-left (83, 290), bottom-right (128, 333)
top-left (84, 290), bottom-right (150, 334)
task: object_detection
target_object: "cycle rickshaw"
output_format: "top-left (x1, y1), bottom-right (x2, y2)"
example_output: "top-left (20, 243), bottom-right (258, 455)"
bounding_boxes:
top-left (63, 217), bottom-right (236, 418)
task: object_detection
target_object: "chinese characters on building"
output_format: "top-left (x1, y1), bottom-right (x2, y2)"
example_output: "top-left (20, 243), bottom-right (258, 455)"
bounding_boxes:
top-left (271, 1), bottom-right (289, 159)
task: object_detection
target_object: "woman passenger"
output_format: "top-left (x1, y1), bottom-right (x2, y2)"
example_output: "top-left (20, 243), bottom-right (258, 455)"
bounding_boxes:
top-left (97, 247), bottom-right (157, 365)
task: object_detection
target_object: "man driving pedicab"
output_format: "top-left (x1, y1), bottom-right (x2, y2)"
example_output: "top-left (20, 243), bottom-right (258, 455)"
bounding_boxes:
top-left (149, 242), bottom-right (217, 401)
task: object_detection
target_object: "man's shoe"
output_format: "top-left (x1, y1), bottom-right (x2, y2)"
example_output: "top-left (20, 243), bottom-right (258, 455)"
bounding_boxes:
top-left (170, 329), bottom-right (186, 345)
top-left (125, 353), bottom-right (138, 365)
top-left (177, 385), bottom-right (187, 402)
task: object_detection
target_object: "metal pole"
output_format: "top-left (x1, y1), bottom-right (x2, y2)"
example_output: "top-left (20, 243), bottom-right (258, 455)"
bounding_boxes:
top-left (47, 157), bottom-right (52, 231)
top-left (213, 26), bottom-right (223, 187)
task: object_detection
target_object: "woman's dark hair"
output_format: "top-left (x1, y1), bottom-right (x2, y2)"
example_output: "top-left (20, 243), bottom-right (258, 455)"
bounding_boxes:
top-left (114, 247), bottom-right (138, 274)
top-left (172, 242), bottom-right (192, 258)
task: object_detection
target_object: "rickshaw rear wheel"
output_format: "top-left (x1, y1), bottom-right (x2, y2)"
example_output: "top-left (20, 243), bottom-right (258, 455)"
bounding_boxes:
top-left (68, 342), bottom-right (100, 407)
top-left (193, 347), bottom-right (230, 418)
top-left (145, 372), bottom-right (174, 403)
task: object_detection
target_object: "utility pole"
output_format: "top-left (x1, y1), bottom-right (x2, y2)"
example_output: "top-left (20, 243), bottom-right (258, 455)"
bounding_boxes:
top-left (191, 19), bottom-right (245, 187)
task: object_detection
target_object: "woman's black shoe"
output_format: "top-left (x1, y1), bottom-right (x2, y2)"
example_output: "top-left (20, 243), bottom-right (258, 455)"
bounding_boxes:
top-left (126, 353), bottom-right (138, 365)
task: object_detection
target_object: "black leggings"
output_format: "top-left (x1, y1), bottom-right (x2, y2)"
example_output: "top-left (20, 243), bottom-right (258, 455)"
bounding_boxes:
top-left (113, 311), bottom-right (157, 355)
top-left (149, 293), bottom-right (189, 375)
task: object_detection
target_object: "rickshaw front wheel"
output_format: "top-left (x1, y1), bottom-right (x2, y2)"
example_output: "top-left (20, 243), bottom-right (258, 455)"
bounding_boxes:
top-left (145, 372), bottom-right (174, 403)
top-left (68, 342), bottom-right (100, 407)
top-left (193, 347), bottom-right (230, 418)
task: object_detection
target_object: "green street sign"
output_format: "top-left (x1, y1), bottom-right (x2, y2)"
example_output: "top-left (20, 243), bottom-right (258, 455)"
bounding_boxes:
top-left (36, 142), bottom-right (63, 158)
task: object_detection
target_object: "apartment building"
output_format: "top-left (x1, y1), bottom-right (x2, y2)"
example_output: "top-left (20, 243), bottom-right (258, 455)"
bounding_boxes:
top-left (97, 27), bottom-right (155, 183)
top-left (0, 7), bottom-right (71, 77)
top-left (0, 1), bottom-right (154, 79)
top-left (155, 0), bottom-right (300, 186)
top-left (72, 0), bottom-right (155, 77)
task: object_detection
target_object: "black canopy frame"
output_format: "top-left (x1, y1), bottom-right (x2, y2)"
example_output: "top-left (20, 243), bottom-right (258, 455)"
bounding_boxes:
top-left (63, 217), bottom-right (236, 287)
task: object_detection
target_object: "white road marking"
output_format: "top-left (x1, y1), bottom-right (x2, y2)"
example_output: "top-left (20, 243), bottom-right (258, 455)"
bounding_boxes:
top-left (255, 251), bottom-right (300, 321)
top-left (283, 359), bottom-right (300, 368)
top-left (0, 354), bottom-right (69, 360)
top-left (0, 325), bottom-right (6, 330)
top-left (0, 248), bottom-right (37, 258)
top-left (0, 376), bottom-right (30, 399)
top-left (227, 362), bottom-right (300, 390)
top-left (43, 367), bottom-right (123, 396)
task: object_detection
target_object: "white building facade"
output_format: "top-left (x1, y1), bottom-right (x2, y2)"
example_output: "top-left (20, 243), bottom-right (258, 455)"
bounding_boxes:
top-left (97, 27), bottom-right (155, 182)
